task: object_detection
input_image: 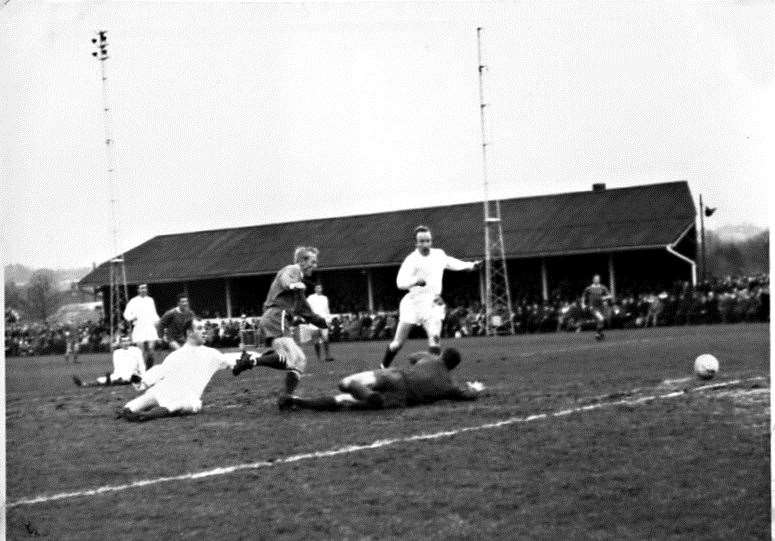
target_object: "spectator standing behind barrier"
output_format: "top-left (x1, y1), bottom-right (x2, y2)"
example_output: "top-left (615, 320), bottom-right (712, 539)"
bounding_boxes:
top-left (157, 293), bottom-right (197, 351)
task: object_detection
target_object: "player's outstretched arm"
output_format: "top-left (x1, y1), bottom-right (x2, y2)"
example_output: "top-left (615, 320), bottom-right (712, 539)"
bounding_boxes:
top-left (444, 254), bottom-right (480, 272)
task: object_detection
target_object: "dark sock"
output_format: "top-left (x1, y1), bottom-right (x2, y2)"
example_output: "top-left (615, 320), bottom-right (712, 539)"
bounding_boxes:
top-left (133, 407), bottom-right (175, 422)
top-left (255, 351), bottom-right (286, 370)
top-left (382, 345), bottom-right (399, 367)
top-left (293, 395), bottom-right (340, 411)
top-left (323, 342), bottom-right (330, 358)
top-left (314, 342), bottom-right (321, 360)
top-left (104, 372), bottom-right (113, 386)
top-left (285, 370), bottom-right (301, 394)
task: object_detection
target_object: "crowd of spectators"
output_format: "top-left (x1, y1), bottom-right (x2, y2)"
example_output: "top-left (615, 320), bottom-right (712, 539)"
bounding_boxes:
top-left (445, 273), bottom-right (769, 337)
top-left (5, 274), bottom-right (769, 357)
top-left (5, 320), bottom-right (113, 358)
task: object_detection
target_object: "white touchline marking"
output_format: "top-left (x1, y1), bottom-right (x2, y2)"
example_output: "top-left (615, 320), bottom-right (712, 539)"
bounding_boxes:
top-left (5, 376), bottom-right (766, 509)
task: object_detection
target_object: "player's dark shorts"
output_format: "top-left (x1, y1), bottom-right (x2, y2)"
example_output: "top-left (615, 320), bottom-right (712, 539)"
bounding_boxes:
top-left (259, 308), bottom-right (293, 342)
top-left (372, 370), bottom-right (410, 408)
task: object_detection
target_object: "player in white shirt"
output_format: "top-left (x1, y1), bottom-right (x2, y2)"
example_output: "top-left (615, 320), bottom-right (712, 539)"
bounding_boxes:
top-left (306, 284), bottom-right (334, 362)
top-left (72, 335), bottom-right (146, 387)
top-left (123, 283), bottom-right (160, 368)
top-left (116, 318), bottom-right (240, 422)
top-left (381, 225), bottom-right (481, 368)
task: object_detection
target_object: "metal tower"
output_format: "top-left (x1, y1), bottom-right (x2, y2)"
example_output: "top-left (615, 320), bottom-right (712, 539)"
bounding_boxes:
top-left (92, 30), bottom-right (128, 346)
top-left (477, 28), bottom-right (515, 336)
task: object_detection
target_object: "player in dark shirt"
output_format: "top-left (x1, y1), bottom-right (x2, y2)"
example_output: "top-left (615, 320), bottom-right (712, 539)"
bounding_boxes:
top-left (581, 274), bottom-right (612, 340)
top-left (157, 293), bottom-right (197, 350)
top-left (279, 347), bottom-right (484, 411)
top-left (232, 246), bottom-right (328, 406)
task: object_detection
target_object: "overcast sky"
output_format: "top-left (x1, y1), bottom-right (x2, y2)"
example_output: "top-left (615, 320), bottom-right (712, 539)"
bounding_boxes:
top-left (1, 1), bottom-right (773, 270)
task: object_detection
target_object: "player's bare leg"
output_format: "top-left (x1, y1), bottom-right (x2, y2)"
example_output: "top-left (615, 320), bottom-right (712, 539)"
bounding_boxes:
top-left (313, 337), bottom-right (322, 362)
top-left (234, 337), bottom-right (307, 409)
top-left (422, 318), bottom-right (443, 355)
top-left (319, 329), bottom-right (334, 362)
top-left (141, 341), bottom-right (155, 369)
top-left (286, 371), bottom-right (385, 411)
top-left (382, 322), bottom-right (413, 368)
top-left (339, 370), bottom-right (384, 407)
top-left (592, 310), bottom-right (605, 340)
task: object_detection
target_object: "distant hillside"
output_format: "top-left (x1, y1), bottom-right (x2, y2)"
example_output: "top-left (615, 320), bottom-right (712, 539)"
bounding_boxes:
top-left (706, 229), bottom-right (769, 277)
top-left (4, 263), bottom-right (34, 285)
top-left (4, 264), bottom-right (92, 288)
top-left (709, 223), bottom-right (767, 243)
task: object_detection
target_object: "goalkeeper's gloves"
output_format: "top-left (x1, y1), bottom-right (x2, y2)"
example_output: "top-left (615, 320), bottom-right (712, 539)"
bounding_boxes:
top-left (465, 381), bottom-right (485, 392)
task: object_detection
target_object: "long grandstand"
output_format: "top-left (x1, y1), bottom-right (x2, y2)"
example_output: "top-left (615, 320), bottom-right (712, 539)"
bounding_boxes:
top-left (79, 181), bottom-right (698, 318)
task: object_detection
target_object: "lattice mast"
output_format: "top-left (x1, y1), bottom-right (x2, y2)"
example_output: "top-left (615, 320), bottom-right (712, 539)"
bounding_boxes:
top-left (477, 28), bottom-right (515, 336)
top-left (92, 30), bottom-right (128, 346)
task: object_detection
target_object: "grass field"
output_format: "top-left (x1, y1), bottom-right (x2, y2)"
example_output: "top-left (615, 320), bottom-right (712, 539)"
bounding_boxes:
top-left (4, 323), bottom-right (770, 540)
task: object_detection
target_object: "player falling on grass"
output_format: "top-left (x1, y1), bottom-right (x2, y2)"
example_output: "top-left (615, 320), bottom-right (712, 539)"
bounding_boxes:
top-left (123, 283), bottom-right (160, 369)
top-left (381, 225), bottom-right (481, 368)
top-left (306, 284), bottom-right (334, 362)
top-left (115, 318), bottom-right (241, 422)
top-left (72, 335), bottom-right (146, 387)
top-left (231, 246), bottom-right (328, 407)
top-left (281, 347), bottom-right (485, 411)
top-left (581, 274), bottom-right (612, 341)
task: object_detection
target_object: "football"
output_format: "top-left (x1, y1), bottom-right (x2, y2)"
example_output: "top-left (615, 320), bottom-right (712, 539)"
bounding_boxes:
top-left (694, 354), bottom-right (720, 380)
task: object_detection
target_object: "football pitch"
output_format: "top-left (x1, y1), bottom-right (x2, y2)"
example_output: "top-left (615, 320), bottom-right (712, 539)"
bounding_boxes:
top-left (5, 324), bottom-right (770, 539)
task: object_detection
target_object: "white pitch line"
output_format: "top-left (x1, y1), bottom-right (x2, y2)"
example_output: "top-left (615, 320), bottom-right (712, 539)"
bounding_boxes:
top-left (5, 376), bottom-right (766, 509)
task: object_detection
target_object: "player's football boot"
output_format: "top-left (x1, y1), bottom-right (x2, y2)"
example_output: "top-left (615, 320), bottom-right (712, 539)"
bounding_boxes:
top-left (366, 392), bottom-right (384, 409)
top-left (115, 407), bottom-right (141, 421)
top-left (72, 375), bottom-right (84, 387)
top-left (232, 351), bottom-right (254, 376)
top-left (277, 393), bottom-right (297, 411)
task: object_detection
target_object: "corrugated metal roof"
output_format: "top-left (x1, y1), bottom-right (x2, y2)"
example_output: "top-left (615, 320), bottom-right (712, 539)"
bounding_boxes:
top-left (80, 181), bottom-right (696, 286)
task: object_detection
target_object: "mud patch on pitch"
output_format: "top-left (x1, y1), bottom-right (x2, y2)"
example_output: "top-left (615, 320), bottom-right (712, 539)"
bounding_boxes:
top-left (715, 388), bottom-right (770, 433)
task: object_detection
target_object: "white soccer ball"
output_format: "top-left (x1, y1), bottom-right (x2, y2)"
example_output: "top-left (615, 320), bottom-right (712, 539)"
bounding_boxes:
top-left (694, 354), bottom-right (719, 380)
top-left (454, 331), bottom-right (462, 339)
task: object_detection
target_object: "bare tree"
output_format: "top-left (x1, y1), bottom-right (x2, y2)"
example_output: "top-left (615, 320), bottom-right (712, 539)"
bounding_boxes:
top-left (25, 269), bottom-right (58, 321)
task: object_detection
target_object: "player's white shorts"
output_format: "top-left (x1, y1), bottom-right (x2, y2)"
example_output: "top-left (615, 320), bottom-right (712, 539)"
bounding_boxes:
top-left (399, 293), bottom-right (446, 326)
top-left (147, 386), bottom-right (203, 413)
top-left (131, 323), bottom-right (159, 344)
